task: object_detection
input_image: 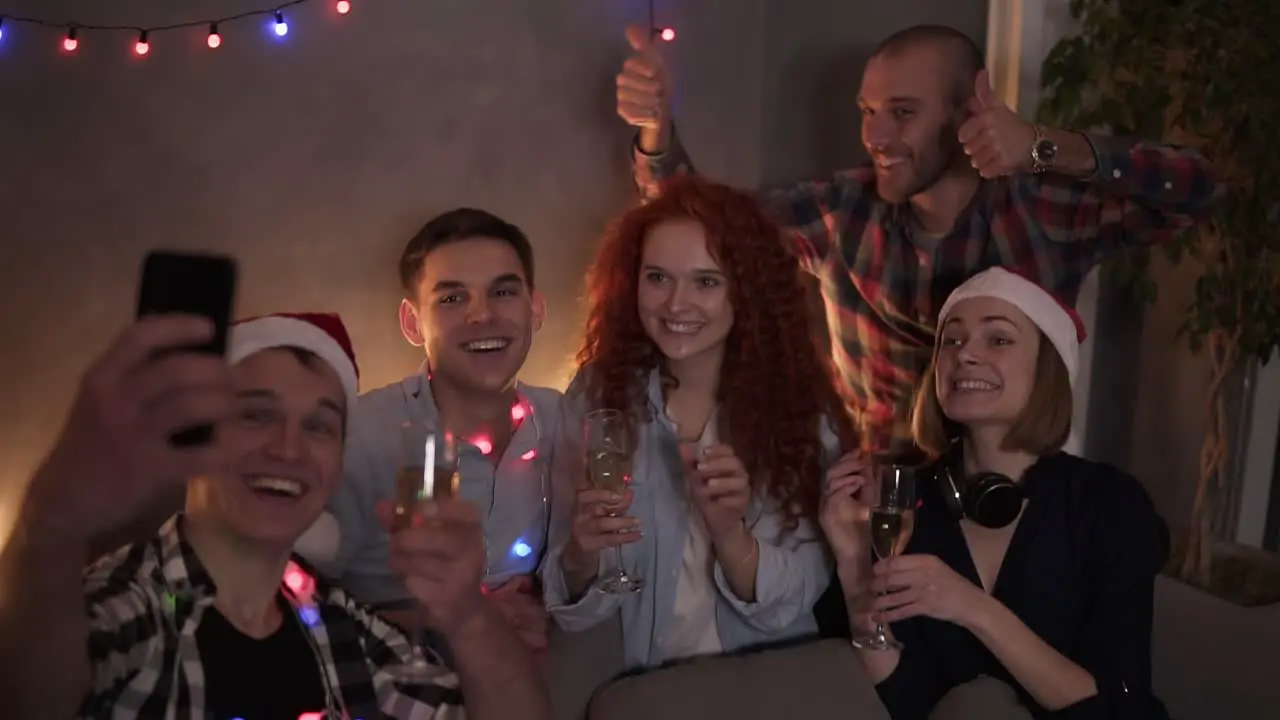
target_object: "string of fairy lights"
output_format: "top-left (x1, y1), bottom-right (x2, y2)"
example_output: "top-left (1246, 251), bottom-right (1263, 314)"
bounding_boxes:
top-left (0, 0), bottom-right (675, 59)
top-left (0, 0), bottom-right (351, 56)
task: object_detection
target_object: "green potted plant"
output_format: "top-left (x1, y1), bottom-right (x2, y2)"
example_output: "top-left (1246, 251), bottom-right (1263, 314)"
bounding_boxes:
top-left (1036, 0), bottom-right (1280, 605)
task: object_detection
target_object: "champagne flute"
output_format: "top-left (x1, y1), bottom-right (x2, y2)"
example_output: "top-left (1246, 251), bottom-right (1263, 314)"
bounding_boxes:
top-left (386, 418), bottom-right (460, 681)
top-left (583, 409), bottom-right (643, 593)
top-left (851, 464), bottom-right (917, 651)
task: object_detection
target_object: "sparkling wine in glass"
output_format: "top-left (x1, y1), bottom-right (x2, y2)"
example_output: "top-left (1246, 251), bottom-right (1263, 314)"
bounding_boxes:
top-left (852, 464), bottom-right (917, 651)
top-left (386, 419), bottom-right (459, 681)
top-left (583, 409), bottom-right (642, 593)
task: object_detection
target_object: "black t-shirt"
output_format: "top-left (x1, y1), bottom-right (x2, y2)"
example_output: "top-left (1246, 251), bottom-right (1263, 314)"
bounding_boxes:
top-left (197, 595), bottom-right (330, 720)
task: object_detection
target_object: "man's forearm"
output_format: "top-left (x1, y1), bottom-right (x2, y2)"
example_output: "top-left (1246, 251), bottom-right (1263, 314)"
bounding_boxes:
top-left (0, 500), bottom-right (91, 719)
top-left (448, 606), bottom-right (550, 720)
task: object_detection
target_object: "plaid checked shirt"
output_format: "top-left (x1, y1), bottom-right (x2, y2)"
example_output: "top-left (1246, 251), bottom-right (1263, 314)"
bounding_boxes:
top-left (77, 515), bottom-right (462, 720)
top-left (633, 130), bottom-right (1220, 453)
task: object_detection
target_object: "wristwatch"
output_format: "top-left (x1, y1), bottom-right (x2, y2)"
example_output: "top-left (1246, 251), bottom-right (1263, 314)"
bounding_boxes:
top-left (1030, 125), bottom-right (1058, 173)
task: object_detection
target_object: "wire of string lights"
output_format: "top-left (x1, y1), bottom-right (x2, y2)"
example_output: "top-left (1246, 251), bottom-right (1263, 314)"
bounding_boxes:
top-left (0, 0), bottom-right (354, 56)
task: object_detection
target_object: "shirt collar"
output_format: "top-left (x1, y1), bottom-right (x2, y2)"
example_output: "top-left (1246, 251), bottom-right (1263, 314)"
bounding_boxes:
top-left (154, 514), bottom-right (325, 611)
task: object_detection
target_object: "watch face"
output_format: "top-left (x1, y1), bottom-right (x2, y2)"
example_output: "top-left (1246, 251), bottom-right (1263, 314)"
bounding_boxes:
top-left (1034, 139), bottom-right (1058, 164)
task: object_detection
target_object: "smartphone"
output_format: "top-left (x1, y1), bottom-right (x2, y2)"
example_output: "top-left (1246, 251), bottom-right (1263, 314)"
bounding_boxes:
top-left (135, 250), bottom-right (239, 446)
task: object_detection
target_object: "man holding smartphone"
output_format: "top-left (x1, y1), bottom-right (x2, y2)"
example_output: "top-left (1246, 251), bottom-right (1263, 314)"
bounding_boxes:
top-left (313, 208), bottom-right (560, 654)
top-left (0, 311), bottom-right (549, 720)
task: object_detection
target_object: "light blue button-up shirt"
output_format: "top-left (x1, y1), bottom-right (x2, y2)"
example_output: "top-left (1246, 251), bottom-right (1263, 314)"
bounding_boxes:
top-left (541, 369), bottom-right (841, 671)
top-left (324, 371), bottom-right (563, 605)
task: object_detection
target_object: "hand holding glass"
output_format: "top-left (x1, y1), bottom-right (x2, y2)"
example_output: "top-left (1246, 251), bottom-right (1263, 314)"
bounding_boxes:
top-left (851, 464), bottom-right (917, 651)
top-left (583, 409), bottom-right (643, 593)
top-left (386, 419), bottom-right (459, 681)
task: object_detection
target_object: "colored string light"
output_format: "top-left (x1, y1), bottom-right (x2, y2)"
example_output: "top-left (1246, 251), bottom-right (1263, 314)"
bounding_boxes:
top-left (0, 0), bottom-right (352, 58)
top-left (646, 0), bottom-right (675, 43)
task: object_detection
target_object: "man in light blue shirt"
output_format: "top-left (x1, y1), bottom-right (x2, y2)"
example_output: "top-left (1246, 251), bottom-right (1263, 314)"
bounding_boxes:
top-left (314, 208), bottom-right (561, 652)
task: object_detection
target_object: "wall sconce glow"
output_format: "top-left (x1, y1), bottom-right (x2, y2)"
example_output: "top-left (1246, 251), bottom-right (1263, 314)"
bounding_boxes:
top-left (273, 11), bottom-right (288, 36)
top-left (512, 539), bottom-right (533, 558)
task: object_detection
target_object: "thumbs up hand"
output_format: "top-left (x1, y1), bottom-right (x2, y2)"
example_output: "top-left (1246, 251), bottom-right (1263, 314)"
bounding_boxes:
top-left (957, 69), bottom-right (1037, 178)
top-left (617, 24), bottom-right (671, 152)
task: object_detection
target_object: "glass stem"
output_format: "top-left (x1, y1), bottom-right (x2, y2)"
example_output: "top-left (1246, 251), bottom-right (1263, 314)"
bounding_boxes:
top-left (613, 544), bottom-right (626, 577)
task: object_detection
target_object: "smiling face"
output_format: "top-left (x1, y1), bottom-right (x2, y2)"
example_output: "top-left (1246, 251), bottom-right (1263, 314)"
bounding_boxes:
top-left (192, 348), bottom-right (347, 549)
top-left (636, 218), bottom-right (734, 365)
top-left (859, 45), bottom-right (970, 204)
top-left (935, 295), bottom-right (1041, 429)
top-left (400, 236), bottom-right (545, 394)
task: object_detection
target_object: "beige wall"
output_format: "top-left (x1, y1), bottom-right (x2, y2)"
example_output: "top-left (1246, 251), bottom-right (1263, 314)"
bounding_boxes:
top-left (0, 0), bottom-right (988, 547)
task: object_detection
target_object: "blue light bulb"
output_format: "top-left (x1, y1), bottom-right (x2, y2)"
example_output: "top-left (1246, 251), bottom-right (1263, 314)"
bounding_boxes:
top-left (273, 11), bottom-right (288, 36)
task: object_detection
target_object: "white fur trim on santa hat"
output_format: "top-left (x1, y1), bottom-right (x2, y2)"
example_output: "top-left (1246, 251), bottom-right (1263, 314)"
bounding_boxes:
top-left (939, 267), bottom-right (1081, 385)
top-left (228, 315), bottom-right (359, 410)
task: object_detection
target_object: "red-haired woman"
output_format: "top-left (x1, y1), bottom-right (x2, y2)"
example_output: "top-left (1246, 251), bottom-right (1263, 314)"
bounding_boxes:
top-left (541, 175), bottom-right (859, 670)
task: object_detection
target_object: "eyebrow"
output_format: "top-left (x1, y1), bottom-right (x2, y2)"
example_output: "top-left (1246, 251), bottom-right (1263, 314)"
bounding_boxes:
top-left (643, 263), bottom-right (724, 276)
top-left (237, 389), bottom-right (346, 419)
top-left (430, 273), bottom-right (526, 293)
top-left (858, 95), bottom-right (923, 106)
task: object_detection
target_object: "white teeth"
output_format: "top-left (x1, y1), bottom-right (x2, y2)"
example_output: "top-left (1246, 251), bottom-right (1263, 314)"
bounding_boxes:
top-left (247, 477), bottom-right (303, 497)
top-left (876, 157), bottom-right (905, 168)
top-left (955, 379), bottom-right (999, 392)
top-left (663, 321), bottom-right (703, 334)
top-left (464, 338), bottom-right (510, 352)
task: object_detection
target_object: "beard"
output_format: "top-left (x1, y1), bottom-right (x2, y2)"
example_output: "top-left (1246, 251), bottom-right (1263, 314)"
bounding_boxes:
top-left (874, 119), bottom-right (966, 204)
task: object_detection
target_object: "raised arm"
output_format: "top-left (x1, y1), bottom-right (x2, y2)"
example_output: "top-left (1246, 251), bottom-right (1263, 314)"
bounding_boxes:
top-left (615, 25), bottom-right (864, 274)
top-left (0, 315), bottom-right (232, 719)
top-left (0, 492), bottom-right (94, 719)
top-left (961, 69), bottom-right (1220, 260)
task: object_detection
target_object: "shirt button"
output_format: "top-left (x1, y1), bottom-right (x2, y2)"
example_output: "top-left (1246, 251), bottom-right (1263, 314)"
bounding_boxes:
top-left (1112, 169), bottom-right (1122, 179)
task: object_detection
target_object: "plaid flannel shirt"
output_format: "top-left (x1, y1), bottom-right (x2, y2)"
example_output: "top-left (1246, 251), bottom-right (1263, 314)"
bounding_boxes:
top-left (77, 515), bottom-right (462, 719)
top-left (633, 130), bottom-right (1221, 453)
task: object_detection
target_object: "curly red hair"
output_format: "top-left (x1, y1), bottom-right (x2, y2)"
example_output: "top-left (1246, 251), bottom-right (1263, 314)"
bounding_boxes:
top-left (576, 175), bottom-right (859, 532)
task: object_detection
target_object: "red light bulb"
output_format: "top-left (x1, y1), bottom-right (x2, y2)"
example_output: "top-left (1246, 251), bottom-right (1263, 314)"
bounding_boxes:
top-left (134, 32), bottom-right (149, 56)
top-left (63, 27), bottom-right (78, 52)
top-left (336, 0), bottom-right (351, 14)
top-left (659, 27), bottom-right (675, 42)
top-left (207, 24), bottom-right (221, 48)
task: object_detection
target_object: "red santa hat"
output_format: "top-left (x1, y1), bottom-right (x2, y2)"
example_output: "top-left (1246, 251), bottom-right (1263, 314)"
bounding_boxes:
top-left (228, 312), bottom-right (360, 411)
top-left (228, 312), bottom-right (357, 566)
top-left (938, 267), bottom-right (1086, 386)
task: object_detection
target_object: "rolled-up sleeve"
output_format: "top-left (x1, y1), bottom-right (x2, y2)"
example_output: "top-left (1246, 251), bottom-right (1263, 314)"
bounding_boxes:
top-left (712, 518), bottom-right (831, 632)
top-left (711, 416), bottom-right (842, 631)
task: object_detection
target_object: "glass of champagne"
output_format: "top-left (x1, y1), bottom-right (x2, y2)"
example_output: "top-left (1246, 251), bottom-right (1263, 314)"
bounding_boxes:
top-left (583, 409), bottom-right (642, 593)
top-left (851, 463), bottom-right (917, 651)
top-left (386, 418), bottom-right (460, 681)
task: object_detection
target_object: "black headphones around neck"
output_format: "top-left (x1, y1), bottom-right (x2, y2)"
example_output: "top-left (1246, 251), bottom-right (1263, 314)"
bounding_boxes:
top-left (934, 440), bottom-right (1024, 529)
